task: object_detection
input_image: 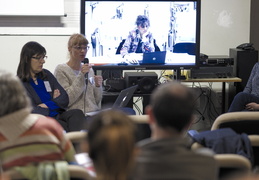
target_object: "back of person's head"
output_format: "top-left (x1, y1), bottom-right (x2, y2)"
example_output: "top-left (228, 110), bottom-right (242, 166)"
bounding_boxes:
top-left (135, 15), bottom-right (150, 27)
top-left (148, 81), bottom-right (195, 132)
top-left (87, 110), bottom-right (136, 180)
top-left (17, 41), bottom-right (46, 82)
top-left (0, 70), bottom-right (31, 117)
top-left (68, 33), bottom-right (89, 49)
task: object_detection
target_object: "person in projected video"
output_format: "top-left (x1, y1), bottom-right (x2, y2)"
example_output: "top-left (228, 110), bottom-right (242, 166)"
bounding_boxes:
top-left (120, 15), bottom-right (155, 58)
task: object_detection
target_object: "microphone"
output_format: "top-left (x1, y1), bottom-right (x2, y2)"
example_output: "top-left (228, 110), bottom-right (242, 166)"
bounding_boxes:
top-left (135, 29), bottom-right (140, 43)
top-left (82, 58), bottom-right (89, 84)
top-left (82, 58), bottom-right (89, 64)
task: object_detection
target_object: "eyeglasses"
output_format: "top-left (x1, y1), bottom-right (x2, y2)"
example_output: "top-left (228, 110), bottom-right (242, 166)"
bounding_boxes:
top-left (73, 46), bottom-right (90, 51)
top-left (32, 55), bottom-right (48, 60)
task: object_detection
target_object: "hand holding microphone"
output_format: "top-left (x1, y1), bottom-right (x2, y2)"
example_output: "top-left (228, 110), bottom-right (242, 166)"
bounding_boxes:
top-left (82, 58), bottom-right (92, 85)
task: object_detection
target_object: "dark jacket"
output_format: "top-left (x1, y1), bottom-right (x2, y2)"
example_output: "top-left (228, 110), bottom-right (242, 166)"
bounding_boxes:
top-left (22, 69), bottom-right (69, 116)
top-left (131, 137), bottom-right (218, 180)
top-left (192, 128), bottom-right (254, 165)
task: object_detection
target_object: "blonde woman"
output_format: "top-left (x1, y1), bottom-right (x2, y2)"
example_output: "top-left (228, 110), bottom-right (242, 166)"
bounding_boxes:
top-left (54, 33), bottom-right (103, 114)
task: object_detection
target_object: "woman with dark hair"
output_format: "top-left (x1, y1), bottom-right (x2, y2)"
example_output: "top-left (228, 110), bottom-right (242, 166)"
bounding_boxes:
top-left (120, 15), bottom-right (155, 57)
top-left (17, 41), bottom-right (86, 132)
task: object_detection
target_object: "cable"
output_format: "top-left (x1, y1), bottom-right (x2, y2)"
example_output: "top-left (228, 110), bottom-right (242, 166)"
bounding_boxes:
top-left (133, 96), bottom-right (143, 115)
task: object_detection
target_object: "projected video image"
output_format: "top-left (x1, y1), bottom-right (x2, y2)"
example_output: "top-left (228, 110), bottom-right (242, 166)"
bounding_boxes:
top-left (84, 1), bottom-right (198, 67)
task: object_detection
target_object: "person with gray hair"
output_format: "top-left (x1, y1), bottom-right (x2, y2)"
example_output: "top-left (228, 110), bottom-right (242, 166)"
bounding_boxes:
top-left (131, 81), bottom-right (218, 180)
top-left (0, 70), bottom-right (31, 117)
top-left (0, 70), bottom-right (76, 171)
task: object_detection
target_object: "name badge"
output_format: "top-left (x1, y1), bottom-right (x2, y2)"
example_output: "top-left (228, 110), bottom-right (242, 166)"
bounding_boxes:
top-left (44, 81), bottom-right (52, 92)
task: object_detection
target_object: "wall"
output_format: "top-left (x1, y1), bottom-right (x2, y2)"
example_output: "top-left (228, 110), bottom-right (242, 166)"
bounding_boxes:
top-left (250, 0), bottom-right (259, 54)
top-left (200, 0), bottom-right (250, 55)
top-left (0, 0), bottom-right (251, 75)
top-left (0, 0), bottom-right (64, 16)
top-left (0, 0), bottom-right (80, 74)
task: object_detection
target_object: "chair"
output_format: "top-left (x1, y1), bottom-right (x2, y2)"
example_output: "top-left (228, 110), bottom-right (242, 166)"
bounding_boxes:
top-left (65, 131), bottom-right (87, 153)
top-left (191, 136), bottom-right (254, 179)
top-left (115, 39), bottom-right (160, 54)
top-left (128, 115), bottom-right (150, 141)
top-left (68, 165), bottom-right (92, 179)
top-left (5, 164), bottom-right (92, 180)
top-left (211, 112), bottom-right (259, 167)
top-left (173, 42), bottom-right (196, 55)
top-left (249, 135), bottom-right (259, 168)
top-left (211, 112), bottom-right (259, 135)
top-left (115, 39), bottom-right (126, 54)
top-left (192, 134), bottom-right (259, 170)
top-left (214, 154), bottom-right (252, 179)
top-left (65, 131), bottom-right (87, 144)
top-left (128, 115), bottom-right (148, 124)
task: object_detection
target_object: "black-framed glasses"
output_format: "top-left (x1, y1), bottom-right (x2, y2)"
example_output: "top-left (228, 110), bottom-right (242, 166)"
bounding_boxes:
top-left (32, 55), bottom-right (48, 60)
top-left (73, 46), bottom-right (90, 51)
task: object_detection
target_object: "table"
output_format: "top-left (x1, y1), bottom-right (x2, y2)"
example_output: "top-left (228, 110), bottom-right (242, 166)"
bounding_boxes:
top-left (103, 77), bottom-right (242, 114)
top-left (102, 91), bottom-right (150, 113)
top-left (182, 77), bottom-right (242, 113)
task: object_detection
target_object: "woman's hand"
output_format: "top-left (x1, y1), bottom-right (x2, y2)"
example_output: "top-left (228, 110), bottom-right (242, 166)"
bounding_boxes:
top-left (245, 102), bottom-right (259, 111)
top-left (53, 89), bottom-right (60, 99)
top-left (94, 75), bottom-right (103, 87)
top-left (81, 63), bottom-right (92, 75)
top-left (38, 103), bottom-right (48, 108)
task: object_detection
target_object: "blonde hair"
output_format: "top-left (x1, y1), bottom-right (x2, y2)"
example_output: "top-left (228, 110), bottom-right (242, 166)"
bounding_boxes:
top-left (68, 33), bottom-right (89, 48)
top-left (87, 110), bottom-right (136, 180)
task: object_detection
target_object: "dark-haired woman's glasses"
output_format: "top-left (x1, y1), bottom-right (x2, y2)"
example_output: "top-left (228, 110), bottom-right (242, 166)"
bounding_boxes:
top-left (32, 56), bottom-right (48, 61)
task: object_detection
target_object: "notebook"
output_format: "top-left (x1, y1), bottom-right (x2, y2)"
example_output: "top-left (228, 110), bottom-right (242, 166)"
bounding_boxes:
top-left (139, 51), bottom-right (166, 65)
top-left (85, 85), bottom-right (138, 116)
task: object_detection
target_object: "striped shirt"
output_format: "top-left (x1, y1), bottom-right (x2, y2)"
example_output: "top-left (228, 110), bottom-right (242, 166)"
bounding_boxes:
top-left (0, 108), bottom-right (75, 171)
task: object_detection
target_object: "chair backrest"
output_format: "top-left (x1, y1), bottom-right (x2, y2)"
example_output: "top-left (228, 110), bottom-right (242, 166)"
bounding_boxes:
top-left (191, 139), bottom-right (253, 179)
top-left (128, 115), bottom-right (149, 124)
top-left (68, 164), bottom-right (92, 179)
top-left (211, 112), bottom-right (259, 135)
top-left (115, 39), bottom-right (126, 54)
top-left (5, 164), bottom-right (92, 180)
top-left (248, 135), bottom-right (259, 167)
top-left (214, 154), bottom-right (252, 179)
top-left (192, 135), bottom-right (259, 168)
top-left (173, 42), bottom-right (196, 55)
top-left (211, 112), bottom-right (259, 166)
top-left (65, 131), bottom-right (87, 153)
top-left (128, 115), bottom-right (150, 141)
top-left (65, 131), bottom-right (87, 144)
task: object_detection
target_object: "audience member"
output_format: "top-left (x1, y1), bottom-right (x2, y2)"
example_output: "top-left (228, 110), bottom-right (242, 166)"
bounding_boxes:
top-left (17, 41), bottom-right (86, 132)
top-left (131, 81), bottom-right (218, 180)
top-left (86, 110), bottom-right (137, 180)
top-left (54, 33), bottom-right (103, 114)
top-left (228, 62), bottom-right (259, 112)
top-left (0, 69), bottom-right (76, 171)
top-left (120, 15), bottom-right (155, 57)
